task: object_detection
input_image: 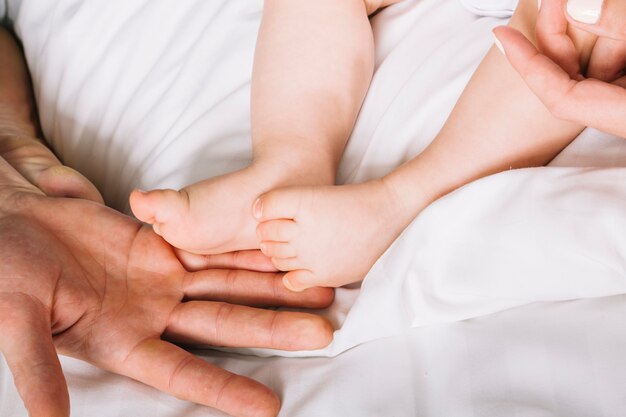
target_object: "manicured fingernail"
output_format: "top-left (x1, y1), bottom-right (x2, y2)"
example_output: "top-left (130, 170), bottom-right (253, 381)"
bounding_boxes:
top-left (283, 276), bottom-right (303, 292)
top-left (567, 0), bottom-right (604, 24)
top-left (493, 33), bottom-right (505, 55)
top-left (253, 197), bottom-right (263, 220)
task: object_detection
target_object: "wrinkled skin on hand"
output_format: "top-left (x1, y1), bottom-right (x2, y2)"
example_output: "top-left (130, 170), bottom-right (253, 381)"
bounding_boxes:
top-left (0, 156), bottom-right (334, 417)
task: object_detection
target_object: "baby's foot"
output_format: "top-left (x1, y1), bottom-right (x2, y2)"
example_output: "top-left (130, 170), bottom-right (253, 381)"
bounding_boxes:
top-left (253, 180), bottom-right (413, 291)
top-left (130, 161), bottom-right (332, 255)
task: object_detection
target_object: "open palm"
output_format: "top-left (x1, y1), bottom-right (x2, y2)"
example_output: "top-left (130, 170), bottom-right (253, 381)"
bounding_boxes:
top-left (0, 157), bottom-right (334, 417)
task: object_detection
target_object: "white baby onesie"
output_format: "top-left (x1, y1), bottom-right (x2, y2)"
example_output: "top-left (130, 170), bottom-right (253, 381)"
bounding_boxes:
top-left (460, 0), bottom-right (517, 16)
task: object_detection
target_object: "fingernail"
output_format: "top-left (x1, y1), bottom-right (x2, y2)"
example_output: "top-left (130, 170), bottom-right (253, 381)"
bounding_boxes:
top-left (537, 0), bottom-right (541, 10)
top-left (253, 197), bottom-right (263, 220)
top-left (283, 276), bottom-right (303, 292)
top-left (566, 0), bottom-right (604, 24)
top-left (493, 33), bottom-right (505, 55)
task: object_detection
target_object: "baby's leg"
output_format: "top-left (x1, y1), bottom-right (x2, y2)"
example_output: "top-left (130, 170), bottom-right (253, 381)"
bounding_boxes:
top-left (131, 0), bottom-right (394, 254)
top-left (255, 0), bottom-right (597, 291)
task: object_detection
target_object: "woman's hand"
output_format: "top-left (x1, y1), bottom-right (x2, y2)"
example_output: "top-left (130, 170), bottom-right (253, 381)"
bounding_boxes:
top-left (494, 0), bottom-right (626, 137)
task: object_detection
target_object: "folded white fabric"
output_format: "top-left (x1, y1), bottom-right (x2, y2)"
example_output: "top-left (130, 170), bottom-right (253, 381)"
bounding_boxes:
top-left (460, 0), bottom-right (517, 17)
top-left (11, 0), bottom-right (626, 362)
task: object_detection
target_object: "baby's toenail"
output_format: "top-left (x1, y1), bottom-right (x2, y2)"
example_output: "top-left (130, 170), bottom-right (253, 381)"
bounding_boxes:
top-left (283, 276), bottom-right (302, 293)
top-left (253, 198), bottom-right (263, 220)
top-left (260, 243), bottom-right (267, 253)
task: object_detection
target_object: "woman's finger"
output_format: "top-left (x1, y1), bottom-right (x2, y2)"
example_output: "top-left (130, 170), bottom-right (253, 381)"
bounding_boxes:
top-left (495, 25), bottom-right (626, 137)
top-left (118, 338), bottom-right (280, 417)
top-left (183, 268), bottom-right (334, 309)
top-left (0, 293), bottom-right (69, 417)
top-left (164, 301), bottom-right (334, 351)
top-left (587, 36), bottom-right (626, 81)
top-left (566, 0), bottom-right (626, 40)
top-left (176, 249), bottom-right (278, 272)
top-left (536, 0), bottom-right (581, 77)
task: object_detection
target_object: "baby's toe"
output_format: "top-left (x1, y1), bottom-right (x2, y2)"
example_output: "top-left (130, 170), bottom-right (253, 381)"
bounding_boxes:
top-left (253, 187), bottom-right (311, 222)
top-left (260, 242), bottom-right (297, 259)
top-left (130, 188), bottom-right (189, 225)
top-left (256, 219), bottom-right (298, 242)
top-left (283, 270), bottom-right (321, 292)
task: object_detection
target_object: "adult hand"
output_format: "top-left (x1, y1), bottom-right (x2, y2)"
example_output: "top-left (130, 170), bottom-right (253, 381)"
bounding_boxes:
top-left (494, 0), bottom-right (626, 137)
top-left (0, 156), bottom-right (334, 417)
top-left (0, 28), bottom-right (103, 203)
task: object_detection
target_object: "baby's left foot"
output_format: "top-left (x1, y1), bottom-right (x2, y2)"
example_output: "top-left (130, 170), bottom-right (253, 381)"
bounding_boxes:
top-left (253, 180), bottom-right (413, 291)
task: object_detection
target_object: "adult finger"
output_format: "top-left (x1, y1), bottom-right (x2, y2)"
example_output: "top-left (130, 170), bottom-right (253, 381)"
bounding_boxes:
top-left (0, 293), bottom-right (69, 417)
top-left (165, 301), bottom-right (334, 351)
top-left (183, 268), bottom-right (334, 309)
top-left (536, 0), bottom-right (581, 77)
top-left (0, 154), bottom-right (42, 199)
top-left (0, 137), bottom-right (104, 203)
top-left (495, 26), bottom-right (626, 137)
top-left (119, 338), bottom-right (280, 417)
top-left (566, 0), bottom-right (626, 40)
top-left (587, 36), bottom-right (626, 81)
top-left (176, 249), bottom-right (277, 273)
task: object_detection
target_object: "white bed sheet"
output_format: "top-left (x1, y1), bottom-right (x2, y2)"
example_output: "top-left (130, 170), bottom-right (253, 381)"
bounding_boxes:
top-left (2, 0), bottom-right (626, 416)
top-left (3, 296), bottom-right (626, 417)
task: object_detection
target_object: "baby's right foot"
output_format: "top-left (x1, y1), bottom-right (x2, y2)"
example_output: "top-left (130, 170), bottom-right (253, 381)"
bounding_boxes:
top-left (253, 179), bottom-right (417, 291)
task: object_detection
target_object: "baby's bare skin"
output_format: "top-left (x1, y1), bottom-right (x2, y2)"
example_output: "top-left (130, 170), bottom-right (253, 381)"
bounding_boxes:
top-left (254, 0), bottom-right (608, 291)
top-left (253, 179), bottom-right (411, 290)
top-left (133, 0), bottom-right (612, 292)
top-left (130, 0), bottom-right (390, 254)
top-left (130, 157), bottom-right (333, 254)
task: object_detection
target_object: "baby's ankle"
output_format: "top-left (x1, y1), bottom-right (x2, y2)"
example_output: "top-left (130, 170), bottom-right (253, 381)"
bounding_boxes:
top-left (379, 172), bottom-right (432, 226)
top-left (251, 150), bottom-right (337, 187)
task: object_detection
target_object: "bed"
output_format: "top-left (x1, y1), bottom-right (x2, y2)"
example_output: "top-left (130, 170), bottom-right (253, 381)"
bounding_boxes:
top-left (2, 0), bottom-right (626, 415)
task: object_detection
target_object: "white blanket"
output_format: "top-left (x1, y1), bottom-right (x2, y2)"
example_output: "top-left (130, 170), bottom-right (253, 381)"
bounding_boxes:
top-left (2, 0), bottom-right (626, 415)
